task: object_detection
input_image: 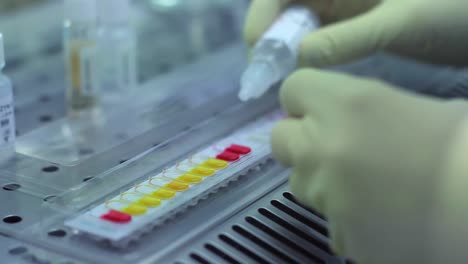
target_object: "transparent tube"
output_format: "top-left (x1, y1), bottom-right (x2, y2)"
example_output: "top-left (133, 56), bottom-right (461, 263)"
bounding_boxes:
top-left (239, 6), bottom-right (319, 101)
top-left (64, 20), bottom-right (99, 115)
top-left (97, 25), bottom-right (137, 105)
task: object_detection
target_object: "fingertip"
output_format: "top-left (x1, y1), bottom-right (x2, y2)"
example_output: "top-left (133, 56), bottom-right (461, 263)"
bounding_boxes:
top-left (280, 69), bottom-right (314, 117)
top-left (288, 171), bottom-right (307, 202)
top-left (298, 3), bottom-right (395, 68)
top-left (298, 30), bottom-right (338, 68)
top-left (289, 169), bottom-right (327, 216)
top-left (243, 20), bottom-right (258, 47)
top-left (271, 120), bottom-right (294, 166)
top-left (329, 221), bottom-right (346, 256)
top-left (243, 0), bottom-right (288, 47)
top-left (272, 117), bottom-right (308, 167)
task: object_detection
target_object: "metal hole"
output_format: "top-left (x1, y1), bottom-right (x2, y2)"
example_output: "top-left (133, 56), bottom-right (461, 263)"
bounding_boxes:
top-left (271, 200), bottom-right (329, 237)
top-left (185, 52), bottom-right (196, 62)
top-left (204, 244), bottom-right (240, 264)
top-left (115, 133), bottom-right (129, 140)
top-left (258, 208), bottom-right (331, 254)
top-left (3, 215), bottom-right (22, 224)
top-left (189, 253), bottom-right (211, 264)
top-left (78, 148), bottom-right (94, 155)
top-left (83, 177), bottom-right (93, 182)
top-left (44, 44), bottom-right (61, 56)
top-left (5, 57), bottom-right (24, 71)
top-left (36, 74), bottom-right (50, 83)
top-left (3, 183), bottom-right (20, 191)
top-left (158, 63), bottom-right (172, 74)
top-left (43, 195), bottom-right (57, 202)
top-left (8, 246), bottom-right (27, 255)
top-left (283, 192), bottom-right (326, 220)
top-left (48, 229), bottom-right (67, 237)
top-left (218, 234), bottom-right (270, 264)
top-left (39, 95), bottom-right (51, 103)
top-left (42, 166), bottom-right (59, 173)
top-left (245, 217), bottom-right (326, 263)
top-left (39, 115), bottom-right (53, 123)
top-left (232, 225), bottom-right (299, 264)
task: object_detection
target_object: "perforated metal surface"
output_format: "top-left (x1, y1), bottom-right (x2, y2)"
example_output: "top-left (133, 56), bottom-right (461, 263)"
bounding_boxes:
top-left (161, 183), bottom-right (347, 264)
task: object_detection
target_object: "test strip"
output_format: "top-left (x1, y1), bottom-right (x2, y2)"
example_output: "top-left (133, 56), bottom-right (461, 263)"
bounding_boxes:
top-left (65, 110), bottom-right (283, 246)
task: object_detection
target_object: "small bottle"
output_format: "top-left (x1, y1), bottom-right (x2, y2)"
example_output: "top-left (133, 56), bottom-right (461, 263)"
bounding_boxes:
top-left (239, 6), bottom-right (319, 101)
top-left (0, 34), bottom-right (15, 161)
top-left (97, 0), bottom-right (137, 105)
top-left (64, 0), bottom-right (99, 114)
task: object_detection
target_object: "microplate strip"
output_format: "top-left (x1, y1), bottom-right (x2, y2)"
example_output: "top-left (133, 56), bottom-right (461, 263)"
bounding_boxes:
top-left (65, 111), bottom-right (284, 246)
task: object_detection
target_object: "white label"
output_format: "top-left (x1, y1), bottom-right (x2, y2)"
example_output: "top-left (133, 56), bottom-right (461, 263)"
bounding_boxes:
top-left (263, 7), bottom-right (319, 53)
top-left (99, 40), bottom-right (137, 99)
top-left (0, 95), bottom-right (15, 146)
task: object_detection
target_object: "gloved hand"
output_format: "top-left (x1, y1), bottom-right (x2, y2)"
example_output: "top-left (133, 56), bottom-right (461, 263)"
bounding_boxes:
top-left (272, 69), bottom-right (468, 263)
top-left (244, 0), bottom-right (468, 67)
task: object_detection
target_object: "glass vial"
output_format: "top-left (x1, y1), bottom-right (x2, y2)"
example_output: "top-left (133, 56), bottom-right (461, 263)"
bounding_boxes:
top-left (97, 0), bottom-right (137, 105)
top-left (64, 0), bottom-right (99, 115)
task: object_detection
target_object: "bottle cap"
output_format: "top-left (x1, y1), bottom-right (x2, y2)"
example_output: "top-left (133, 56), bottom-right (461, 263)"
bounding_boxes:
top-left (0, 34), bottom-right (5, 69)
top-left (64, 0), bottom-right (97, 23)
top-left (98, 0), bottom-right (131, 25)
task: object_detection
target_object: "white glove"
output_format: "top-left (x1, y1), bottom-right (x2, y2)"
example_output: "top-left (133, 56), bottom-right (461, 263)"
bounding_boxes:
top-left (244, 0), bottom-right (468, 67)
top-left (272, 68), bottom-right (468, 263)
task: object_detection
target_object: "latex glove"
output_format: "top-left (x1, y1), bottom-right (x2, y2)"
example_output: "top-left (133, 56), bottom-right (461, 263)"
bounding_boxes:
top-left (244, 0), bottom-right (468, 67)
top-left (272, 69), bottom-right (468, 263)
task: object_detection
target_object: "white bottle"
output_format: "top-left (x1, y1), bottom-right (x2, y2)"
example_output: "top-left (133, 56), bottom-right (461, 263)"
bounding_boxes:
top-left (64, 0), bottom-right (99, 114)
top-left (0, 34), bottom-right (15, 161)
top-left (239, 6), bottom-right (319, 101)
top-left (97, 0), bottom-right (137, 105)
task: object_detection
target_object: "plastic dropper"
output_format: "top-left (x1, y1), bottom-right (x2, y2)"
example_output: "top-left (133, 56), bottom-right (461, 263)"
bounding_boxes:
top-left (239, 6), bottom-right (319, 101)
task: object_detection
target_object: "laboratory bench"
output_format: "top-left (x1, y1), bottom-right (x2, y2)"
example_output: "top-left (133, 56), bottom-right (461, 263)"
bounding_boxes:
top-left (0, 1), bottom-right (468, 264)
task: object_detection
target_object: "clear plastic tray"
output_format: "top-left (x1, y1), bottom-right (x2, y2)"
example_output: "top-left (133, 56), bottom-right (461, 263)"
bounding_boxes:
top-left (15, 44), bottom-right (246, 167)
top-left (65, 110), bottom-right (284, 246)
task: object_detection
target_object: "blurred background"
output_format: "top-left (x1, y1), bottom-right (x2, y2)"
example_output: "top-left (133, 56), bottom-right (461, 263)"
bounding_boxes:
top-left (0, 0), bottom-right (249, 135)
